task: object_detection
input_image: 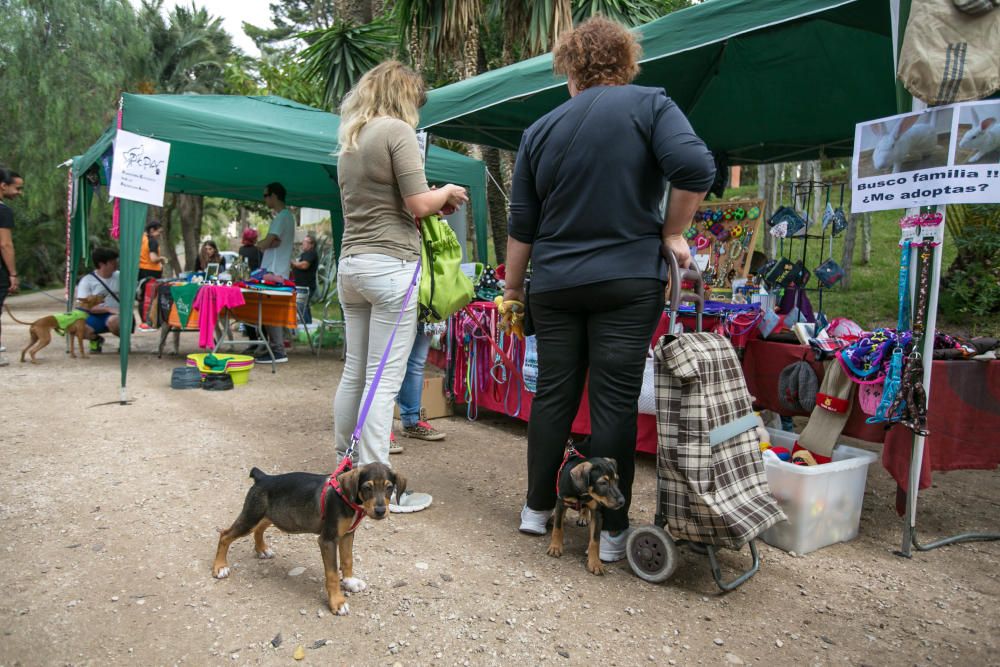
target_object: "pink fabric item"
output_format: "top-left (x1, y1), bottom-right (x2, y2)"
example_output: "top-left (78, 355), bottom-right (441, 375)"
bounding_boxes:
top-left (192, 285), bottom-right (246, 349)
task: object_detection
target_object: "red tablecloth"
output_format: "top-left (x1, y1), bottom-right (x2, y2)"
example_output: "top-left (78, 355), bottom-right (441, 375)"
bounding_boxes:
top-left (433, 319), bottom-right (1000, 501)
top-left (741, 339), bottom-right (1000, 499)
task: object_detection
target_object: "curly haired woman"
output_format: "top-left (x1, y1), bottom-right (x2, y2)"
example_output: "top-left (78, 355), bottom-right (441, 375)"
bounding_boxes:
top-left (334, 61), bottom-right (468, 513)
top-left (505, 17), bottom-right (716, 561)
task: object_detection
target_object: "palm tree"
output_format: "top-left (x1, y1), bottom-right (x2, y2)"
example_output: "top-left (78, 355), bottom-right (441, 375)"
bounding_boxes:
top-left (299, 18), bottom-right (397, 109)
top-left (138, 0), bottom-right (237, 269)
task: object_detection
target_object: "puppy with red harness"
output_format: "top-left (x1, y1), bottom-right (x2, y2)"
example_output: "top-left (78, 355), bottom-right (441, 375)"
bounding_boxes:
top-left (546, 439), bottom-right (625, 575)
top-left (212, 456), bottom-right (405, 616)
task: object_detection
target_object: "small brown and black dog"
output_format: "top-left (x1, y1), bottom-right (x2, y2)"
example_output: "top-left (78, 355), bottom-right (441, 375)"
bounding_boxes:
top-left (213, 462), bottom-right (405, 616)
top-left (4, 294), bottom-right (105, 363)
top-left (547, 445), bottom-right (625, 576)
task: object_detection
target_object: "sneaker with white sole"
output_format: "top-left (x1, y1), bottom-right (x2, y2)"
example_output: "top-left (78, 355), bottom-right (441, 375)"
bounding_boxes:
top-left (519, 505), bottom-right (552, 535)
top-left (401, 420), bottom-right (446, 441)
top-left (599, 528), bottom-right (633, 562)
top-left (389, 490), bottom-right (432, 513)
top-left (389, 432), bottom-right (403, 455)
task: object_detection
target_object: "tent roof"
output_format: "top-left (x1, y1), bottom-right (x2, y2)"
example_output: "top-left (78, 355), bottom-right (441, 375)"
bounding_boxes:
top-left (419, 0), bottom-right (898, 163)
top-left (73, 94), bottom-right (489, 257)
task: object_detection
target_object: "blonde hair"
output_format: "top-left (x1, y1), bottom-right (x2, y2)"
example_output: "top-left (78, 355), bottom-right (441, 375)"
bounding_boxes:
top-left (337, 60), bottom-right (427, 154)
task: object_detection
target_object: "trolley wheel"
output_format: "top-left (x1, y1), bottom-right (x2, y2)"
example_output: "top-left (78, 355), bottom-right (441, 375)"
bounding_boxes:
top-left (626, 525), bottom-right (680, 584)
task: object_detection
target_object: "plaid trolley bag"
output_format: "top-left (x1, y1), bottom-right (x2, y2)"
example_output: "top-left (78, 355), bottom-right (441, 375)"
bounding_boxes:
top-left (626, 249), bottom-right (785, 591)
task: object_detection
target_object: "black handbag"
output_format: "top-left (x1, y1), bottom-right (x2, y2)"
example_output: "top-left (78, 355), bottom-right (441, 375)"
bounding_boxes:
top-left (786, 260), bottom-right (810, 288)
top-left (768, 206), bottom-right (807, 237)
top-left (763, 257), bottom-right (795, 288)
top-left (815, 258), bottom-right (844, 288)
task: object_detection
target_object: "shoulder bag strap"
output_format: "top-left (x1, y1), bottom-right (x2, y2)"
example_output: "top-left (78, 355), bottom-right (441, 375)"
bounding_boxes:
top-left (89, 271), bottom-right (120, 303)
top-left (539, 87), bottom-right (610, 217)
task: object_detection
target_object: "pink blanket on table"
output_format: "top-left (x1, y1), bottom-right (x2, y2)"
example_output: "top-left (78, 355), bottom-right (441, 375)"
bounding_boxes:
top-left (192, 285), bottom-right (245, 349)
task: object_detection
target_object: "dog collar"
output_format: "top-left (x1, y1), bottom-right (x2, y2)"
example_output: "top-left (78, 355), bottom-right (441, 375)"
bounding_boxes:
top-left (321, 458), bottom-right (366, 532)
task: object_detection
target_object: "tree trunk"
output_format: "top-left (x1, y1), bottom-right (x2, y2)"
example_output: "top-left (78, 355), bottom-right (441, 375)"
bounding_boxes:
top-left (335, 0), bottom-right (372, 24)
top-left (484, 146), bottom-right (508, 263)
top-left (161, 194), bottom-right (182, 276)
top-left (840, 212), bottom-right (860, 289)
top-left (177, 193), bottom-right (204, 271)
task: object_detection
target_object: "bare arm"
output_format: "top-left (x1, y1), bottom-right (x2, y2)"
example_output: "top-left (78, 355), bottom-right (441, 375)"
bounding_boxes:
top-left (404, 184), bottom-right (468, 219)
top-left (662, 188), bottom-right (708, 268)
top-left (291, 257), bottom-right (311, 270)
top-left (257, 234), bottom-right (281, 251)
top-left (502, 237), bottom-right (532, 303)
top-left (0, 228), bottom-right (17, 293)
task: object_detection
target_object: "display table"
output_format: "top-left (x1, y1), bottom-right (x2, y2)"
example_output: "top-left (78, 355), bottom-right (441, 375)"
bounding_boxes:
top-left (741, 339), bottom-right (1000, 500)
top-left (435, 315), bottom-right (1000, 496)
top-left (213, 288), bottom-right (297, 369)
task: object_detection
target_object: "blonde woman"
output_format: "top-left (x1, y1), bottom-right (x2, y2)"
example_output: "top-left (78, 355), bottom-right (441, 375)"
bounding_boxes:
top-left (334, 60), bottom-right (468, 513)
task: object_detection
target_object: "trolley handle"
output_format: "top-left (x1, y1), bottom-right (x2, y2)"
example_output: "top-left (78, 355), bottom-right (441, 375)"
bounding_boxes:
top-left (662, 245), bottom-right (704, 333)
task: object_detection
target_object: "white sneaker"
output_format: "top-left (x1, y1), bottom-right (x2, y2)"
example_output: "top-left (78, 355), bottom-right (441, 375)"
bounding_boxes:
top-left (519, 505), bottom-right (552, 535)
top-left (389, 490), bottom-right (432, 513)
top-left (599, 528), bottom-right (633, 562)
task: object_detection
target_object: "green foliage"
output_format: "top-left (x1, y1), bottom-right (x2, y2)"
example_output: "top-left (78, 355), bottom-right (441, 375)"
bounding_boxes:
top-left (572, 0), bottom-right (663, 25)
top-left (0, 0), bottom-right (149, 286)
top-left (244, 0), bottom-right (340, 48)
top-left (940, 205), bottom-right (1000, 326)
top-left (299, 19), bottom-right (398, 109)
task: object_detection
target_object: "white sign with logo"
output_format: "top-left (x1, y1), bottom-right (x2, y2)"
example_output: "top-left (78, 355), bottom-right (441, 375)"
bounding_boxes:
top-left (108, 129), bottom-right (171, 207)
top-left (851, 99), bottom-right (1000, 213)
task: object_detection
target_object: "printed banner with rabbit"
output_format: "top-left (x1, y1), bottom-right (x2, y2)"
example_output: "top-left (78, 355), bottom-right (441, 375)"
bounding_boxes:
top-left (851, 100), bottom-right (1000, 213)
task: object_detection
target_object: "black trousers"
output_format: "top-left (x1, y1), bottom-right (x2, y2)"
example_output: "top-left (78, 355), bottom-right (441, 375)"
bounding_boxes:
top-left (525, 278), bottom-right (665, 532)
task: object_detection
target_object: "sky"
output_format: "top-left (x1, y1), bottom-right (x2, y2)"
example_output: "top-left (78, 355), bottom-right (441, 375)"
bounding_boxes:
top-left (135, 0), bottom-right (275, 56)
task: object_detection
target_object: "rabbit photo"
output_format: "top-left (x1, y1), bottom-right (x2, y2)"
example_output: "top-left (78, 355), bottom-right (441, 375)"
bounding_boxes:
top-left (958, 106), bottom-right (1000, 164)
top-left (869, 111), bottom-right (940, 174)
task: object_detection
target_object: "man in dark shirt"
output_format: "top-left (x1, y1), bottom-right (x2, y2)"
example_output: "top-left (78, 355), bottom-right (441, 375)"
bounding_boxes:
top-left (0, 167), bottom-right (24, 367)
top-left (291, 234), bottom-right (319, 324)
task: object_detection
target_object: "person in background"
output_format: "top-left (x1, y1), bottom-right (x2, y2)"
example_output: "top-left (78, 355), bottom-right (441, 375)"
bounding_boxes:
top-left (238, 227), bottom-right (263, 271)
top-left (77, 247), bottom-right (123, 353)
top-left (291, 234), bottom-right (319, 325)
top-left (255, 182), bottom-right (295, 364)
top-left (136, 220), bottom-right (166, 332)
top-left (196, 239), bottom-right (226, 272)
top-left (138, 221), bottom-right (165, 281)
top-left (504, 17), bottom-right (715, 562)
top-left (0, 167), bottom-right (24, 367)
top-left (334, 60), bottom-right (468, 513)
top-left (391, 328), bottom-right (447, 455)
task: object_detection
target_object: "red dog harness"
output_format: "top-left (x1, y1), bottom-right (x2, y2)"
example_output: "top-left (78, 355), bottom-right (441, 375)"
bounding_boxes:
top-left (320, 457), bottom-right (366, 533)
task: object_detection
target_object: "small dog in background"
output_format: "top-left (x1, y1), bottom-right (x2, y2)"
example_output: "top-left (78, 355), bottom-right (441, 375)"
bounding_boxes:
top-left (546, 442), bottom-right (625, 576)
top-left (4, 294), bottom-right (105, 363)
top-left (212, 462), bottom-right (404, 616)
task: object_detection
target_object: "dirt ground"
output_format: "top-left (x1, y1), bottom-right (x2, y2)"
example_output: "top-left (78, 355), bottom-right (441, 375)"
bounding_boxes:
top-left (2, 290), bottom-right (999, 667)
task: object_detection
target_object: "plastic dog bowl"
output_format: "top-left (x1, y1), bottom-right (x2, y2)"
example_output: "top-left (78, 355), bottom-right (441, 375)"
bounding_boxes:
top-left (186, 353), bottom-right (255, 386)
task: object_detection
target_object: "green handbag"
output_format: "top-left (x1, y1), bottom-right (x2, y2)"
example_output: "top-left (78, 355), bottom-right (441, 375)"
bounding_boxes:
top-left (418, 214), bottom-right (474, 322)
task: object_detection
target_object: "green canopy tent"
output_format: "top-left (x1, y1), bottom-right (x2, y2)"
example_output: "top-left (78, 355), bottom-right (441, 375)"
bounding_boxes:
top-left (69, 93), bottom-right (489, 401)
top-left (419, 0), bottom-right (901, 162)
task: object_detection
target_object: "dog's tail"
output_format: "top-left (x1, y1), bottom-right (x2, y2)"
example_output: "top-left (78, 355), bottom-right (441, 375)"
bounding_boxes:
top-left (3, 304), bottom-right (33, 326)
top-left (249, 467), bottom-right (268, 482)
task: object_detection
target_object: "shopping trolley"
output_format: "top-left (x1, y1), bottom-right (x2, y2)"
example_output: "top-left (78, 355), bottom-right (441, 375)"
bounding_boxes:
top-left (626, 248), bottom-right (785, 592)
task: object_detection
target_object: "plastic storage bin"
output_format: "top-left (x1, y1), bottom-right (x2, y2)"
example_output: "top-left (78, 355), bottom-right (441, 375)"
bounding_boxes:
top-left (760, 428), bottom-right (878, 554)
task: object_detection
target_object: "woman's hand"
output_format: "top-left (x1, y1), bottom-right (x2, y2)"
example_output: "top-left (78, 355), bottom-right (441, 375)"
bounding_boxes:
top-left (503, 286), bottom-right (525, 304)
top-left (443, 184), bottom-right (468, 209)
top-left (663, 234), bottom-right (692, 269)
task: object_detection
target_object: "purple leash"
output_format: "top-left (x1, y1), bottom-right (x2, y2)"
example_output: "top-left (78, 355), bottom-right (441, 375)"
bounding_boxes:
top-left (344, 258), bottom-right (422, 460)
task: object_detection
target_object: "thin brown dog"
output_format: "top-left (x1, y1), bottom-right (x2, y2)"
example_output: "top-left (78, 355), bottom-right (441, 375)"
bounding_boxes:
top-left (212, 463), bottom-right (404, 616)
top-left (4, 294), bottom-right (105, 363)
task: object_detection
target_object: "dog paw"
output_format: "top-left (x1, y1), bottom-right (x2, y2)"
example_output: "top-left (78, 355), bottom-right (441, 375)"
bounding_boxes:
top-left (576, 517), bottom-right (590, 527)
top-left (546, 545), bottom-right (563, 558)
top-left (213, 566), bottom-right (230, 579)
top-left (333, 601), bottom-right (350, 616)
top-left (341, 577), bottom-right (367, 594)
top-left (586, 560), bottom-right (606, 576)
top-left (256, 548), bottom-right (275, 559)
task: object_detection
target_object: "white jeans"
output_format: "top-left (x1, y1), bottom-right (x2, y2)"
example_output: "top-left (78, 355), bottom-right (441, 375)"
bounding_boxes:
top-left (334, 254), bottom-right (419, 466)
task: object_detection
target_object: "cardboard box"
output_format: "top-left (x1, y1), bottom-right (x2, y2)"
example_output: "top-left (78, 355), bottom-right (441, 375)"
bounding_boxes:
top-left (393, 375), bottom-right (451, 420)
